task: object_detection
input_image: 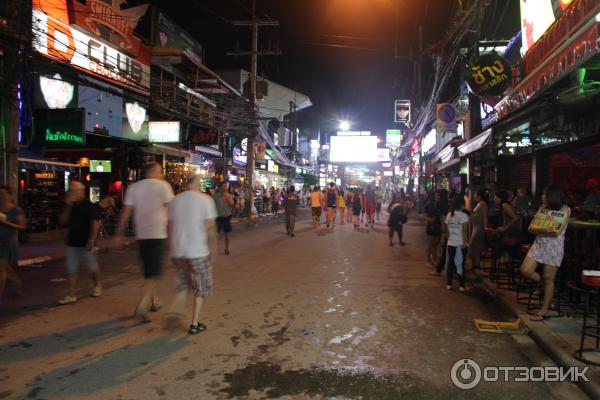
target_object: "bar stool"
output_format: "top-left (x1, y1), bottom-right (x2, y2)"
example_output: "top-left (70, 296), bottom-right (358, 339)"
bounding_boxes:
top-left (574, 273), bottom-right (600, 366)
top-left (515, 244), bottom-right (541, 306)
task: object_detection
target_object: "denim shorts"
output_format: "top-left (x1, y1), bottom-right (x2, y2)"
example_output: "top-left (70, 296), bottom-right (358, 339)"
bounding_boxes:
top-left (65, 246), bottom-right (99, 274)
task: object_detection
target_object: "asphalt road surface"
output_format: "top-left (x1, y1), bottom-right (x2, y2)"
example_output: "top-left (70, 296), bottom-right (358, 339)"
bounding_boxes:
top-left (0, 212), bottom-right (588, 399)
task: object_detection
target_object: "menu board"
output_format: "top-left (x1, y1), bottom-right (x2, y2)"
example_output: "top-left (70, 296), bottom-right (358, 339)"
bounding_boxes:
top-left (529, 208), bottom-right (568, 235)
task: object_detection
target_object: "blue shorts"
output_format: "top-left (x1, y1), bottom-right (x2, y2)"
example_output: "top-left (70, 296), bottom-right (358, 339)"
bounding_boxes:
top-left (65, 246), bottom-right (99, 274)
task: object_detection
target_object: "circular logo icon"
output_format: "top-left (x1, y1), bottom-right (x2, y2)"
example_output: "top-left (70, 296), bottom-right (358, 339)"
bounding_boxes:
top-left (451, 359), bottom-right (482, 390)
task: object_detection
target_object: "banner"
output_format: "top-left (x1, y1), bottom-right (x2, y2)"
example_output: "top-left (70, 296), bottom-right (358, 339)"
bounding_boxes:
top-left (155, 11), bottom-right (204, 64)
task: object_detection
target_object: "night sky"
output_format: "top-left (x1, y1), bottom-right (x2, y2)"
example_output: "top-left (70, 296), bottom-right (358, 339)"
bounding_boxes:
top-left (129, 0), bottom-right (520, 135)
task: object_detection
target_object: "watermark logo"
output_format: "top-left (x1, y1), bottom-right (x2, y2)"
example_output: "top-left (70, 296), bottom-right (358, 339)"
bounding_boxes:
top-left (450, 359), bottom-right (589, 390)
top-left (451, 359), bottom-right (482, 389)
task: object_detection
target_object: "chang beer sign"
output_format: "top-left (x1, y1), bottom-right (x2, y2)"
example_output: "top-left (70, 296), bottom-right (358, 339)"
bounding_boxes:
top-left (35, 108), bottom-right (85, 147)
top-left (466, 52), bottom-right (512, 98)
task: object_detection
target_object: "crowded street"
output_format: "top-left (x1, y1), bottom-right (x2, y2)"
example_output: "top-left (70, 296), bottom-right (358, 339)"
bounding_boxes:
top-left (2, 0), bottom-right (600, 398)
top-left (0, 210), bottom-right (590, 399)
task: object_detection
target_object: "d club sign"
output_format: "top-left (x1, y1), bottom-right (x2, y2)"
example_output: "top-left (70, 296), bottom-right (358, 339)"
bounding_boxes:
top-left (32, 9), bottom-right (150, 95)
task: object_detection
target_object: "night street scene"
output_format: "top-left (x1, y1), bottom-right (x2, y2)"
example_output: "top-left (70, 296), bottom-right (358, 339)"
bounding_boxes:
top-left (2, 0), bottom-right (600, 399)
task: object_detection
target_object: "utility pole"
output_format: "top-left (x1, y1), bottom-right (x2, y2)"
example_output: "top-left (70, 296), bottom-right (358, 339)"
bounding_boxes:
top-left (227, 0), bottom-right (281, 218)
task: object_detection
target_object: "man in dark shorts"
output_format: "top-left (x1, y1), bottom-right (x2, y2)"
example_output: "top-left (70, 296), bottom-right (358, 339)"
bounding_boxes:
top-left (285, 186), bottom-right (299, 236)
top-left (115, 162), bottom-right (174, 322)
top-left (326, 182), bottom-right (338, 229)
top-left (213, 181), bottom-right (234, 255)
top-left (310, 185), bottom-right (323, 227)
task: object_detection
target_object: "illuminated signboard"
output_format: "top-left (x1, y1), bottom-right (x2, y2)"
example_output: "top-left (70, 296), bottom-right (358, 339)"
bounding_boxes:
top-left (465, 53), bottom-right (512, 98)
top-left (421, 129), bottom-right (436, 155)
top-left (90, 160), bottom-right (112, 172)
top-left (34, 108), bottom-right (85, 146)
top-left (337, 131), bottom-right (371, 136)
top-left (267, 160), bottom-right (275, 172)
top-left (520, 0), bottom-right (574, 54)
top-left (386, 129), bottom-right (403, 146)
top-left (233, 147), bottom-right (247, 166)
top-left (330, 136), bottom-right (379, 162)
top-left (39, 74), bottom-right (74, 109)
top-left (121, 101), bottom-right (148, 141)
top-left (149, 121), bottom-right (181, 143)
top-left (395, 100), bottom-right (411, 123)
top-left (32, 9), bottom-right (150, 94)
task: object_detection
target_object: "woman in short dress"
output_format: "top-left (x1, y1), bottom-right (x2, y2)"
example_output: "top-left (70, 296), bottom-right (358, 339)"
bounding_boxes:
top-left (520, 185), bottom-right (570, 321)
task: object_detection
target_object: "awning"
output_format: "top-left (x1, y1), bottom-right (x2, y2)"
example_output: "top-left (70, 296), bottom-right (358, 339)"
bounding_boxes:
top-left (458, 129), bottom-right (493, 157)
top-left (434, 143), bottom-right (456, 164)
top-left (146, 144), bottom-right (191, 159)
top-left (194, 145), bottom-right (222, 157)
top-left (18, 150), bottom-right (80, 172)
top-left (436, 158), bottom-right (461, 172)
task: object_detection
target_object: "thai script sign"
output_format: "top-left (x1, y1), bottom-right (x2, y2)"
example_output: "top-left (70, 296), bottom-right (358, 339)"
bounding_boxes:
top-left (466, 53), bottom-right (512, 98)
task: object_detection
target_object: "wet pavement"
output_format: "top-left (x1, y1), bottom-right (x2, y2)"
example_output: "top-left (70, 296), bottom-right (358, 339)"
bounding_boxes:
top-left (0, 213), bottom-right (589, 399)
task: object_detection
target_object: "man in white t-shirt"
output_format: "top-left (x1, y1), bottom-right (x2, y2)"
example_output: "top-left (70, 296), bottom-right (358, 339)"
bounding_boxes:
top-left (114, 162), bottom-right (174, 322)
top-left (167, 176), bottom-right (217, 334)
top-left (444, 202), bottom-right (470, 291)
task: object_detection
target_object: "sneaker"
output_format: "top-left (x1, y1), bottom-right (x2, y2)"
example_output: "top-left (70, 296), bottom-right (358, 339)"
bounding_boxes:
top-left (459, 286), bottom-right (466, 292)
top-left (188, 322), bottom-right (207, 335)
top-left (446, 285), bottom-right (452, 290)
top-left (92, 286), bottom-right (102, 297)
top-left (58, 295), bottom-right (77, 305)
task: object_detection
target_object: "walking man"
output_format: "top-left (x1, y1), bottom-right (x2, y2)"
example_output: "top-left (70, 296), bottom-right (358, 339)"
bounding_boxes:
top-left (310, 185), bottom-right (323, 227)
top-left (285, 186), bottom-right (299, 236)
top-left (326, 182), bottom-right (338, 229)
top-left (167, 176), bottom-right (217, 334)
top-left (114, 162), bottom-right (174, 322)
top-left (57, 181), bottom-right (102, 304)
top-left (213, 181), bottom-right (234, 255)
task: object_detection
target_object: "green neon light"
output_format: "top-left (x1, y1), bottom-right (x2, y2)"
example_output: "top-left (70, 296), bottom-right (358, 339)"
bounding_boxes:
top-left (45, 128), bottom-right (84, 144)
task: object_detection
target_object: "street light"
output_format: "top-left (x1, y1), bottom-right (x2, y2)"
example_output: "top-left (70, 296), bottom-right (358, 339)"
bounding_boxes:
top-left (339, 120), bottom-right (351, 131)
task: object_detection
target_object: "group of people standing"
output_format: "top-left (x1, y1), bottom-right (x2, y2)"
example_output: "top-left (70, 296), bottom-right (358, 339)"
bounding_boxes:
top-left (424, 184), bottom-right (571, 320)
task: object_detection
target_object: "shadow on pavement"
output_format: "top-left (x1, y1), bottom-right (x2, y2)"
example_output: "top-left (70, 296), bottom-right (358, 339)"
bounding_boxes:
top-left (19, 335), bottom-right (188, 399)
top-left (0, 317), bottom-right (132, 363)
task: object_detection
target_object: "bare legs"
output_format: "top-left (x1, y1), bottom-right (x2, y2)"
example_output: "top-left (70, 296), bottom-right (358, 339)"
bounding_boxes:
top-left (135, 278), bottom-right (159, 321)
top-left (64, 272), bottom-right (100, 298)
top-left (339, 208), bottom-right (345, 225)
top-left (168, 291), bottom-right (204, 327)
top-left (520, 257), bottom-right (558, 317)
top-left (224, 233), bottom-right (230, 255)
top-left (427, 235), bottom-right (441, 266)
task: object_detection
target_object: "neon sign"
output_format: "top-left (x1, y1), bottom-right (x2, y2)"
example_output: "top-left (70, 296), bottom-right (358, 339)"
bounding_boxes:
top-left (32, 9), bottom-right (150, 95)
top-left (45, 129), bottom-right (84, 144)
